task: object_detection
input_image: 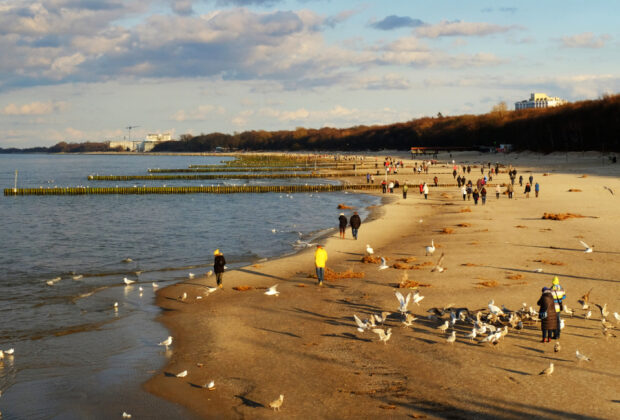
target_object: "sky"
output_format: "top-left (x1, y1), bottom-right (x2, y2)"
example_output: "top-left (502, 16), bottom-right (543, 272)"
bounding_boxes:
top-left (0, 0), bottom-right (618, 148)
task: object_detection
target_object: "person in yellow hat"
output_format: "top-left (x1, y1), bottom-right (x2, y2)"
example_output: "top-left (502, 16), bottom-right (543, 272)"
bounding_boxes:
top-left (550, 276), bottom-right (565, 339)
top-left (314, 244), bottom-right (327, 286)
top-left (213, 249), bottom-right (226, 288)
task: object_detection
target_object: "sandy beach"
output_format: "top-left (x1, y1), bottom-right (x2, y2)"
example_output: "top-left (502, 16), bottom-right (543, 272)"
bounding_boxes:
top-left (144, 151), bottom-right (620, 419)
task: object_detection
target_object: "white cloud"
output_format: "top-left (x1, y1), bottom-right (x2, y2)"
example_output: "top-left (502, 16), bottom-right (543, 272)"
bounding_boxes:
top-left (1, 100), bottom-right (67, 115)
top-left (560, 32), bottom-right (611, 49)
top-left (171, 104), bottom-right (226, 121)
top-left (415, 20), bottom-right (519, 38)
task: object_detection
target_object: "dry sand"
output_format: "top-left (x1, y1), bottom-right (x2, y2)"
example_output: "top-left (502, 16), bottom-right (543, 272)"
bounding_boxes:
top-left (144, 151), bottom-right (620, 419)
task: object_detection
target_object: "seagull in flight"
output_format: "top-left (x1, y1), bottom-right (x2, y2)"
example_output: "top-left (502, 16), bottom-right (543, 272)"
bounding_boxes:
top-left (372, 328), bottom-right (392, 344)
top-left (412, 291), bottom-right (424, 305)
top-left (575, 350), bottom-right (591, 362)
top-left (603, 186), bottom-right (614, 195)
top-left (431, 253), bottom-right (445, 273)
top-left (579, 240), bottom-right (593, 253)
top-left (353, 314), bottom-right (370, 332)
top-left (264, 284), bottom-right (280, 296)
top-left (395, 291), bottom-right (411, 315)
top-left (366, 244), bottom-right (374, 255)
top-left (425, 240), bottom-right (435, 256)
top-left (123, 277), bottom-right (135, 285)
top-left (379, 257), bottom-right (389, 270)
top-left (402, 313), bottom-right (417, 327)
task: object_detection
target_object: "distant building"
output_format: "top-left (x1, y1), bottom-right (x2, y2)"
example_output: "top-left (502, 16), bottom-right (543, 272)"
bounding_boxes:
top-left (515, 93), bottom-right (567, 110)
top-left (109, 133), bottom-right (173, 152)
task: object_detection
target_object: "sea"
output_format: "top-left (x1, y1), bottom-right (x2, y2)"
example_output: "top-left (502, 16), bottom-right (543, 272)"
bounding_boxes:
top-left (0, 154), bottom-right (380, 419)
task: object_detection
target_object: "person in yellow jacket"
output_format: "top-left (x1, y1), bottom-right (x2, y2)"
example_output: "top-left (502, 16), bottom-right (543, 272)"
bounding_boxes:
top-left (315, 245), bottom-right (328, 286)
top-left (550, 276), bottom-right (566, 339)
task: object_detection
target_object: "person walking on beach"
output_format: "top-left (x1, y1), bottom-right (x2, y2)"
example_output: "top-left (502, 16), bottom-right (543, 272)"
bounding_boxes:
top-left (519, 175), bottom-right (523, 186)
top-left (537, 287), bottom-right (558, 343)
top-left (315, 245), bottom-right (327, 286)
top-left (366, 173), bottom-right (370, 184)
top-left (495, 184), bottom-right (501, 199)
top-left (350, 212), bottom-right (361, 240)
top-left (213, 249), bottom-right (226, 288)
top-left (535, 182), bottom-right (540, 198)
top-left (551, 277), bottom-right (566, 339)
top-left (338, 213), bottom-right (347, 239)
top-left (507, 183), bottom-right (513, 199)
top-left (434, 176), bottom-right (439, 187)
top-left (381, 179), bottom-right (387, 193)
top-left (472, 188), bottom-right (480, 205)
top-left (461, 185), bottom-right (467, 201)
top-left (480, 186), bottom-right (487, 205)
top-left (402, 183), bottom-right (408, 199)
top-left (529, 175), bottom-right (534, 185)
top-left (524, 182), bottom-right (531, 198)
top-left (388, 181), bottom-right (394, 193)
top-left (423, 182), bottom-right (429, 199)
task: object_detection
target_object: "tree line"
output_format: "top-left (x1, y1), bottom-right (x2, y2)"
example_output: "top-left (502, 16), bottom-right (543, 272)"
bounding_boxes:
top-left (2, 94), bottom-right (618, 154)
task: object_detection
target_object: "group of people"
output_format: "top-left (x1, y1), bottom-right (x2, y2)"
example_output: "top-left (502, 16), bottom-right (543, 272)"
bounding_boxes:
top-left (338, 212), bottom-right (362, 239)
top-left (537, 277), bottom-right (566, 342)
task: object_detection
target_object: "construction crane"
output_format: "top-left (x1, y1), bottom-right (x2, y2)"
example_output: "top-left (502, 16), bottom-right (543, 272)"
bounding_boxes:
top-left (125, 125), bottom-right (140, 142)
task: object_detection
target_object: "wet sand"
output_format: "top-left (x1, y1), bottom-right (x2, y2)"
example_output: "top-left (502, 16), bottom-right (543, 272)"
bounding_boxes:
top-left (145, 151), bottom-right (620, 419)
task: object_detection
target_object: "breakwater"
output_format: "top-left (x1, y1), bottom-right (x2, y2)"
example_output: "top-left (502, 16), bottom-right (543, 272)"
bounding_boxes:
top-left (4, 184), bottom-right (382, 196)
top-left (87, 173), bottom-right (354, 181)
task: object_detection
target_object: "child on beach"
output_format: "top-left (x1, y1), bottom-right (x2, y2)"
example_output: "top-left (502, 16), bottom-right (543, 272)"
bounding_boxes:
top-left (315, 245), bottom-right (327, 286)
top-left (213, 249), bottom-right (226, 288)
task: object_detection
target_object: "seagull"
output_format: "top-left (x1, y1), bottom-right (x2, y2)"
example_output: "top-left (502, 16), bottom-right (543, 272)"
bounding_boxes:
top-left (488, 300), bottom-right (505, 316)
top-left (596, 303), bottom-right (609, 318)
top-left (5, 348), bottom-right (14, 355)
top-left (560, 319), bottom-right (565, 330)
top-left (366, 244), bottom-right (374, 255)
top-left (139, 286), bottom-right (144, 292)
top-left (264, 284), bottom-right (280, 296)
top-left (466, 328), bottom-right (477, 342)
top-left (431, 253), bottom-right (445, 273)
top-left (575, 350), bottom-right (591, 362)
top-left (402, 313), bottom-right (418, 327)
top-left (179, 292), bottom-right (187, 301)
top-left (204, 380), bottom-right (215, 390)
top-left (159, 336), bottom-right (173, 349)
top-left (446, 330), bottom-right (456, 344)
top-left (176, 370), bottom-right (188, 378)
top-left (585, 310), bottom-right (592, 320)
top-left (205, 286), bottom-right (217, 294)
top-left (269, 394), bottom-right (284, 411)
top-left (533, 268), bottom-right (543, 273)
top-left (603, 186), bottom-right (614, 195)
top-left (425, 240), bottom-right (435, 256)
top-left (46, 276), bottom-right (61, 286)
top-left (539, 363), bottom-right (554, 376)
top-left (152, 282), bottom-right (159, 288)
top-left (437, 320), bottom-right (450, 332)
top-left (579, 240), bottom-right (593, 253)
top-left (412, 291), bottom-right (424, 305)
top-left (353, 314), bottom-right (369, 332)
top-left (206, 270), bottom-right (213, 276)
top-left (395, 291), bottom-right (411, 315)
top-left (372, 328), bottom-right (392, 344)
top-left (564, 306), bottom-right (574, 317)
top-left (271, 228), bottom-right (277, 233)
top-left (113, 302), bottom-right (119, 310)
top-left (188, 273), bottom-right (195, 279)
top-left (122, 412), bottom-right (132, 419)
top-left (72, 274), bottom-right (83, 280)
top-left (379, 257), bottom-right (389, 270)
top-left (122, 258), bottom-right (133, 263)
top-left (554, 341), bottom-right (561, 352)
top-left (123, 277), bottom-right (135, 285)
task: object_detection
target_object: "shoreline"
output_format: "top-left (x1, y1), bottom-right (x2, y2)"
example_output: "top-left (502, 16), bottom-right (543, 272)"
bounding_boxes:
top-left (145, 151), bottom-right (620, 419)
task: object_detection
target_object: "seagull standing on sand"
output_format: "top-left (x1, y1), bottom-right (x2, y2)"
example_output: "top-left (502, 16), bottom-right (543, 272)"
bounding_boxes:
top-left (159, 336), bottom-right (173, 350)
top-left (204, 380), bottom-right (215, 390)
top-left (425, 240), bottom-right (435, 256)
top-left (437, 321), bottom-right (450, 332)
top-left (579, 240), bottom-right (593, 253)
top-left (152, 282), bottom-right (159, 288)
top-left (446, 331), bottom-right (456, 344)
top-left (372, 328), bottom-right (392, 344)
top-left (554, 342), bottom-right (561, 352)
top-left (539, 363), bottom-right (554, 376)
top-left (379, 257), bottom-right (389, 270)
top-left (264, 284), bottom-right (280, 296)
top-left (269, 394), bottom-right (284, 411)
top-left (123, 277), bottom-right (135, 285)
top-left (176, 370), bottom-right (188, 378)
top-left (366, 244), bottom-right (374, 255)
top-left (402, 313), bottom-right (418, 327)
top-left (122, 412), bottom-right (132, 419)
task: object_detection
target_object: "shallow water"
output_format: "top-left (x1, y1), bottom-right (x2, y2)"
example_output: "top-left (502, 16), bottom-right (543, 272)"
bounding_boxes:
top-left (0, 154), bottom-right (379, 418)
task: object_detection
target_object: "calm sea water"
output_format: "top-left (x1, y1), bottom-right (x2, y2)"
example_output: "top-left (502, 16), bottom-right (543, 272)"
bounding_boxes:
top-left (0, 154), bottom-right (379, 419)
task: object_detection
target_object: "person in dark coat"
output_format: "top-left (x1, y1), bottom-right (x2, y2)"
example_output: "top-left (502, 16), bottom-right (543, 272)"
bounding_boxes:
top-left (338, 213), bottom-right (347, 239)
top-left (537, 287), bottom-right (558, 342)
top-left (472, 188), bottom-right (480, 205)
top-left (349, 212), bottom-right (361, 240)
top-left (213, 249), bottom-right (226, 288)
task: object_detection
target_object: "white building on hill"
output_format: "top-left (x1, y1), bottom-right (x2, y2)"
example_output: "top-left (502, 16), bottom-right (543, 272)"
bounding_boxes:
top-left (515, 93), bottom-right (567, 110)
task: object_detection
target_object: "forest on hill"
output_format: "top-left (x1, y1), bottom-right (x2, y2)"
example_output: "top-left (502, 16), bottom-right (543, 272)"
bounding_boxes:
top-left (2, 94), bottom-right (618, 154)
top-left (153, 94), bottom-right (619, 153)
